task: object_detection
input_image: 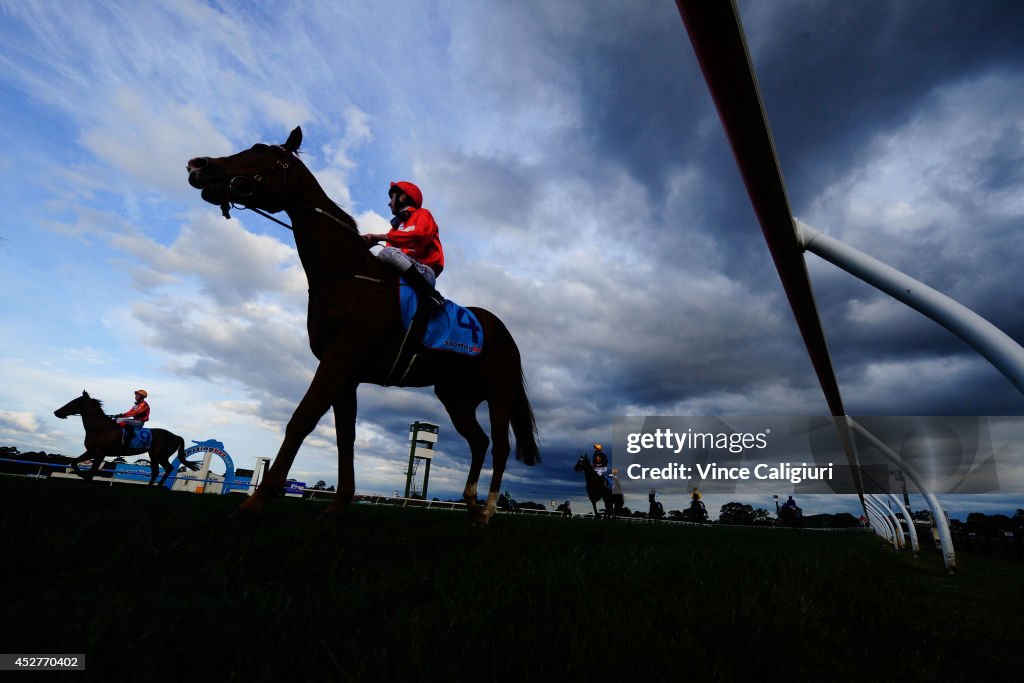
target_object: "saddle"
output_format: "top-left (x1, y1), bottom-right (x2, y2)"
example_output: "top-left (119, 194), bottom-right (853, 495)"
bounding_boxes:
top-left (384, 279), bottom-right (484, 385)
top-left (121, 426), bottom-right (153, 450)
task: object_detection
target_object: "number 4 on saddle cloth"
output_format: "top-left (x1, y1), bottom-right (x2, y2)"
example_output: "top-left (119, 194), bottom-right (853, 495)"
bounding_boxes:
top-left (398, 280), bottom-right (484, 356)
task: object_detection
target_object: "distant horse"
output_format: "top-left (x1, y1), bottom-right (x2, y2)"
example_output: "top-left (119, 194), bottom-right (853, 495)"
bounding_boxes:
top-left (574, 455), bottom-right (612, 518)
top-left (778, 505), bottom-right (803, 528)
top-left (186, 127), bottom-right (539, 525)
top-left (53, 391), bottom-right (198, 486)
top-left (688, 498), bottom-right (709, 523)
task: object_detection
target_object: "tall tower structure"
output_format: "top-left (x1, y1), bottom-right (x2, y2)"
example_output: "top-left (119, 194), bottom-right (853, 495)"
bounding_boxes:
top-left (404, 421), bottom-right (439, 499)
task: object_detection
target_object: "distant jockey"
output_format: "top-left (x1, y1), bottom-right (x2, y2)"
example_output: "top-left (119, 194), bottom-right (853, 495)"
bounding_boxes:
top-left (115, 389), bottom-right (150, 446)
top-left (591, 443), bottom-right (608, 476)
top-left (610, 468), bottom-right (624, 516)
top-left (363, 181), bottom-right (446, 317)
top-left (690, 486), bottom-right (707, 519)
top-left (691, 486), bottom-right (704, 508)
top-left (782, 495), bottom-right (801, 513)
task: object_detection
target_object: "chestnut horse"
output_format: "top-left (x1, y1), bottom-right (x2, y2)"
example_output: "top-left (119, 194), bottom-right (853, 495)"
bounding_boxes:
top-left (54, 391), bottom-right (197, 486)
top-left (186, 127), bottom-right (539, 524)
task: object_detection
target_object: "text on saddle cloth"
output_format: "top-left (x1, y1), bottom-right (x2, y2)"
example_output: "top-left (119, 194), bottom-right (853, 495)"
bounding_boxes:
top-left (398, 281), bottom-right (483, 356)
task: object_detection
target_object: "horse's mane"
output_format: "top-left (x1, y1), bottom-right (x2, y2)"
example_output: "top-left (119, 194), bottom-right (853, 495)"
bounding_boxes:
top-left (81, 394), bottom-right (105, 411)
top-left (287, 148), bottom-right (359, 233)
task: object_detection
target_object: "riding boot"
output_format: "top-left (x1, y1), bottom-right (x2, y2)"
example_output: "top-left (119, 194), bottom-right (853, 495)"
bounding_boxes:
top-left (383, 267), bottom-right (444, 386)
top-left (401, 266), bottom-right (444, 319)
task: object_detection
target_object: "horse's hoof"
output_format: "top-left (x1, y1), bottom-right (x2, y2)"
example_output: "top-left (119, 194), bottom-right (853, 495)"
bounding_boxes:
top-left (468, 509), bottom-right (492, 528)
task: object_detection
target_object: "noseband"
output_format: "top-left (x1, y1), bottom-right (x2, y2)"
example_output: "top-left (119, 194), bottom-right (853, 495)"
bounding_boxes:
top-left (219, 146), bottom-right (292, 225)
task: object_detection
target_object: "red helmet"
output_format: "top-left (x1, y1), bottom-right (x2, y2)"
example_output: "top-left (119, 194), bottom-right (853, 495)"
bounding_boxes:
top-left (389, 181), bottom-right (422, 209)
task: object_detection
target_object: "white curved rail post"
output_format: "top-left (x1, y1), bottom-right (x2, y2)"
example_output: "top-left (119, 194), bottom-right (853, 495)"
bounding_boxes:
top-left (867, 496), bottom-right (902, 548)
top-left (868, 494), bottom-right (905, 549)
top-left (796, 220), bottom-right (1024, 397)
top-left (868, 493), bottom-right (901, 548)
top-left (866, 507), bottom-right (890, 545)
top-left (880, 491), bottom-right (921, 557)
top-left (864, 500), bottom-right (889, 545)
top-left (848, 418), bottom-right (956, 571)
top-left (886, 491), bottom-right (920, 555)
top-left (865, 504), bottom-right (892, 545)
top-left (866, 507), bottom-right (893, 546)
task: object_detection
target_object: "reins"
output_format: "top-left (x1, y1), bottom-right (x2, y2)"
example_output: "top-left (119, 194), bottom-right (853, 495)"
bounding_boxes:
top-left (211, 147), bottom-right (385, 289)
top-left (225, 202), bottom-right (362, 239)
top-left (224, 192), bottom-right (385, 288)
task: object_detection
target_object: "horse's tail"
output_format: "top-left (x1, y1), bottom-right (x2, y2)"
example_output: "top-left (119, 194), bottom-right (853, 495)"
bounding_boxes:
top-left (476, 306), bottom-right (541, 466)
top-left (177, 435), bottom-right (199, 471)
top-left (511, 367), bottom-right (541, 466)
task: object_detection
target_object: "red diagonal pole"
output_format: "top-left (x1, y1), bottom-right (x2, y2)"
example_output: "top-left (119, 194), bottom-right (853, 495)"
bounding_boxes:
top-left (675, 0), bottom-right (864, 502)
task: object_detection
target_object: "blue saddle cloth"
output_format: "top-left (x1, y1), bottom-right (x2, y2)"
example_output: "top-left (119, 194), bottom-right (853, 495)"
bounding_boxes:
top-left (124, 427), bottom-right (153, 450)
top-left (399, 281), bottom-right (483, 356)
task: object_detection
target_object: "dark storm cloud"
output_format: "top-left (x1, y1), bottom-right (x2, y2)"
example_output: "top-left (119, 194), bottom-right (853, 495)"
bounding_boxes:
top-left (744, 0), bottom-right (1024, 206)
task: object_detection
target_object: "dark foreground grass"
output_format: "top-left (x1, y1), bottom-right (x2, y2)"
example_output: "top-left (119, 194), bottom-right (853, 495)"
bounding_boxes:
top-left (1, 476), bottom-right (1021, 681)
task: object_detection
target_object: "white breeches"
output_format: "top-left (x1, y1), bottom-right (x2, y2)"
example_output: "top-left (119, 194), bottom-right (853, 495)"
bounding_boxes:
top-left (378, 247), bottom-right (436, 286)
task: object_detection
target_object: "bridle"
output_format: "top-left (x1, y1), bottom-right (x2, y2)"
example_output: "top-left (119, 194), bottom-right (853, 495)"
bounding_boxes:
top-left (217, 146), bottom-right (360, 237)
top-left (216, 145), bottom-right (293, 227)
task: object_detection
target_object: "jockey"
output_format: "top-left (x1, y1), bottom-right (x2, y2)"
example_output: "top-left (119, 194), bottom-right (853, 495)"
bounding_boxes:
top-left (115, 389), bottom-right (150, 446)
top-left (782, 495), bottom-right (800, 512)
top-left (363, 181), bottom-right (445, 316)
top-left (690, 486), bottom-right (707, 519)
top-left (610, 468), bottom-right (624, 516)
top-left (591, 443), bottom-right (609, 476)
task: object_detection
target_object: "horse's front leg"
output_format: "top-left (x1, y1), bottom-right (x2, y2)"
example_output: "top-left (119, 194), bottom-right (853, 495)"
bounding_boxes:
top-left (234, 350), bottom-right (351, 519)
top-left (321, 383), bottom-right (358, 520)
top-left (85, 454), bottom-right (105, 480)
top-left (70, 452), bottom-right (92, 480)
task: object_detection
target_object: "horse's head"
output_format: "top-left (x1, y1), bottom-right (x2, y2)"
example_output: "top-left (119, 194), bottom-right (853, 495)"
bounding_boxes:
top-left (573, 454), bottom-right (589, 472)
top-left (54, 390), bottom-right (94, 419)
top-left (187, 127), bottom-right (305, 217)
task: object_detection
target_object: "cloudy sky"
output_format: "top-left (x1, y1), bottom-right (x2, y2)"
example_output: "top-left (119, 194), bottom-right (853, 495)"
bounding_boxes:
top-left (1, 0), bottom-right (1022, 520)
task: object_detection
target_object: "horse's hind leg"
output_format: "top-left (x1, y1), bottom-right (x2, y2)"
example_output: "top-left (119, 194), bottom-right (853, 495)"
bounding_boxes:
top-left (153, 448), bottom-right (172, 487)
top-left (435, 385), bottom-right (488, 521)
top-left (480, 400), bottom-right (513, 524)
